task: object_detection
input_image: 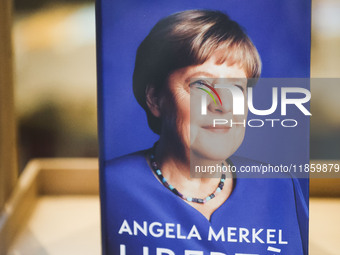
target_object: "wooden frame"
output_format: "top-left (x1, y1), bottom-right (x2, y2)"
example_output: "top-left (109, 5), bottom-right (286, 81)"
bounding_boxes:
top-left (0, 158), bottom-right (99, 254)
top-left (0, 0), bottom-right (17, 212)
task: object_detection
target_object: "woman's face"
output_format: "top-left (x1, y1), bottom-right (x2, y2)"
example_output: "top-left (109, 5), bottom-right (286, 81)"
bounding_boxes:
top-left (159, 52), bottom-right (247, 162)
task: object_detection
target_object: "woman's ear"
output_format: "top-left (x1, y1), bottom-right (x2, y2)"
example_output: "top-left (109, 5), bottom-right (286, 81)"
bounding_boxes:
top-left (145, 85), bottom-right (162, 118)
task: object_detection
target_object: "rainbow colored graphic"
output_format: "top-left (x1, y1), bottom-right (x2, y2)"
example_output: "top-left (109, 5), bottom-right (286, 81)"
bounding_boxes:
top-left (195, 83), bottom-right (222, 106)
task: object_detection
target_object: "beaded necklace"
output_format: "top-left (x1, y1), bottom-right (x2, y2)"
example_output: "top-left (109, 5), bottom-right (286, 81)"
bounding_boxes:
top-left (149, 148), bottom-right (228, 204)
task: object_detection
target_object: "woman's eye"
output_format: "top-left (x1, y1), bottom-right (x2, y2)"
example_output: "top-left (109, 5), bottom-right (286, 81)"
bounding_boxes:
top-left (190, 80), bottom-right (206, 88)
top-left (189, 80), bottom-right (211, 90)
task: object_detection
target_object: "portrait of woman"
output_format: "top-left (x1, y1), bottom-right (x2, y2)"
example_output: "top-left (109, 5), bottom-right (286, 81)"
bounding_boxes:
top-left (101, 9), bottom-right (308, 255)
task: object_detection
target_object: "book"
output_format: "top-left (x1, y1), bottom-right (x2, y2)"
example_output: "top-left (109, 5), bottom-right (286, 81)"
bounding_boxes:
top-left (97, 1), bottom-right (310, 254)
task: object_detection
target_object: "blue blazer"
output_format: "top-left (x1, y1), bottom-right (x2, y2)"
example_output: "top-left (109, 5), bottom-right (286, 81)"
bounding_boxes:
top-left (101, 151), bottom-right (308, 255)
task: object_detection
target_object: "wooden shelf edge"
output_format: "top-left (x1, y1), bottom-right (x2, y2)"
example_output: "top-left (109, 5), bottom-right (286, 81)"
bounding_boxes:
top-left (0, 157), bottom-right (99, 254)
top-left (0, 160), bottom-right (40, 254)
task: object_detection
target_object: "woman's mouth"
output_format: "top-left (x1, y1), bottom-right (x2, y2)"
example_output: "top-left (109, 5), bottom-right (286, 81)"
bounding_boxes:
top-left (201, 125), bottom-right (231, 133)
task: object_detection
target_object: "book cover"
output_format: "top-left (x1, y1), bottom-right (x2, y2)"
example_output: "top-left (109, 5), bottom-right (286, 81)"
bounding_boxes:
top-left (96, 1), bottom-right (310, 254)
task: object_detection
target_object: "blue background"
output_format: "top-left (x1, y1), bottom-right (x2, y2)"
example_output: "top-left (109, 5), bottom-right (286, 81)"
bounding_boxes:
top-left (97, 0), bottom-right (310, 195)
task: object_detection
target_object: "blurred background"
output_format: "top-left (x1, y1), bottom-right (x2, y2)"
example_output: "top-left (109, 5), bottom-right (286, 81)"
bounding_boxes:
top-left (13, 0), bottom-right (97, 171)
top-left (310, 0), bottom-right (340, 159)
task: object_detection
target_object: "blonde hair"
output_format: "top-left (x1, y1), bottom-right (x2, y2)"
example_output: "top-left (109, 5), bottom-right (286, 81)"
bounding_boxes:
top-left (133, 10), bottom-right (261, 134)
